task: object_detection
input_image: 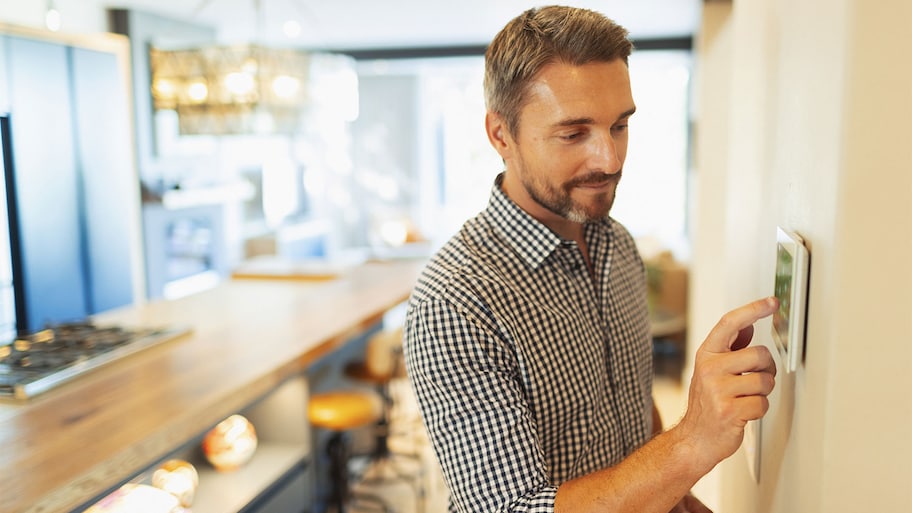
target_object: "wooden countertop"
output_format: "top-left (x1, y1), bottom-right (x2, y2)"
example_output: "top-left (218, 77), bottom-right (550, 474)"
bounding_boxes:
top-left (0, 259), bottom-right (424, 513)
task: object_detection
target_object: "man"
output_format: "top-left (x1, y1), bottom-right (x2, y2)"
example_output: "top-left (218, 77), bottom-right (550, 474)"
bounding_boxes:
top-left (403, 6), bottom-right (778, 513)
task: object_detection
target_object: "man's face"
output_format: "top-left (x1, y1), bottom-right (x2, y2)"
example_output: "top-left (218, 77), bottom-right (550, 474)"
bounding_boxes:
top-left (490, 59), bottom-right (635, 228)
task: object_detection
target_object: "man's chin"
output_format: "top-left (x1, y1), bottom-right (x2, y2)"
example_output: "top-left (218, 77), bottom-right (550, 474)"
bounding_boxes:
top-left (567, 195), bottom-right (615, 223)
top-left (566, 206), bottom-right (612, 224)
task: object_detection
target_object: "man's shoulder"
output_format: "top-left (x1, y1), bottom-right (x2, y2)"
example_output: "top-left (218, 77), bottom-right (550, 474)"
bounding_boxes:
top-left (411, 214), bottom-right (511, 305)
top-left (605, 217), bottom-right (643, 261)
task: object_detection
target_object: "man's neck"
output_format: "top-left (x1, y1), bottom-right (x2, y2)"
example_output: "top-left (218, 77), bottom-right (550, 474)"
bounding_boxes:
top-left (499, 172), bottom-right (586, 243)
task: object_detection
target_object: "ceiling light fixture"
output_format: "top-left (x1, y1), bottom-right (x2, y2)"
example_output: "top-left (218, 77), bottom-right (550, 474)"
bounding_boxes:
top-left (147, 0), bottom-right (348, 136)
top-left (45, 0), bottom-right (61, 32)
top-left (149, 43), bottom-right (312, 135)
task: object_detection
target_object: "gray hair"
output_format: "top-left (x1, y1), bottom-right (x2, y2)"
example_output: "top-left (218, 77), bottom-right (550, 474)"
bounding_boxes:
top-left (484, 5), bottom-right (634, 137)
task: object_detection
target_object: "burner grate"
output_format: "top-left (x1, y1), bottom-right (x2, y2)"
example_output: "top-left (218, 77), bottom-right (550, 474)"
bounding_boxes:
top-left (0, 322), bottom-right (190, 399)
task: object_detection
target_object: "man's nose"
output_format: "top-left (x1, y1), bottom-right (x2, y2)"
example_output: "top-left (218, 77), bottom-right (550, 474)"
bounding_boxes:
top-left (588, 131), bottom-right (623, 174)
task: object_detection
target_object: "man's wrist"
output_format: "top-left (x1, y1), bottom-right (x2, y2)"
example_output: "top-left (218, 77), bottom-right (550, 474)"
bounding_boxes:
top-left (659, 424), bottom-right (718, 480)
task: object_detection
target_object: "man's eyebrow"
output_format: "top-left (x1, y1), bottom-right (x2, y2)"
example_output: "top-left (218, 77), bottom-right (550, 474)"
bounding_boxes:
top-left (551, 107), bottom-right (637, 128)
top-left (553, 117), bottom-right (595, 128)
top-left (616, 107), bottom-right (637, 121)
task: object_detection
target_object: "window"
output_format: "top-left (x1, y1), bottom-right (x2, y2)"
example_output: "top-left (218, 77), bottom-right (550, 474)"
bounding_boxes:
top-left (352, 49), bottom-right (693, 257)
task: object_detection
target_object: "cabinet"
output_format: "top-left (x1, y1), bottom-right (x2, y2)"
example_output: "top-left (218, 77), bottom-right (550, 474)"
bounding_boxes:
top-left (0, 28), bottom-right (142, 332)
top-left (142, 203), bottom-right (226, 300)
top-left (84, 375), bottom-right (314, 513)
top-left (6, 36), bottom-right (87, 328)
top-left (0, 35), bottom-right (8, 112)
top-left (70, 45), bottom-right (140, 314)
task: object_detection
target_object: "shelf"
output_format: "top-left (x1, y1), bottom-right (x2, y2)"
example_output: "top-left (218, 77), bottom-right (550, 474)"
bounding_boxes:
top-left (118, 441), bottom-right (308, 513)
top-left (160, 181), bottom-right (255, 210)
top-left (190, 441), bottom-right (308, 512)
top-left (92, 375), bottom-right (314, 513)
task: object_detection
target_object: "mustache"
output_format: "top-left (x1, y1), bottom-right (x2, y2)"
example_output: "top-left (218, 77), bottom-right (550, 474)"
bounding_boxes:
top-left (566, 171), bottom-right (622, 188)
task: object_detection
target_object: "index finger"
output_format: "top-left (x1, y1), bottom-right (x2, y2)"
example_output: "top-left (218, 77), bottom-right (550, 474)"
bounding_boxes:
top-left (702, 296), bottom-right (779, 353)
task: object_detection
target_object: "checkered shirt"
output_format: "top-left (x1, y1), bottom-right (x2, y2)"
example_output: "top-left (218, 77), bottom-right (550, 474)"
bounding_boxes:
top-left (404, 174), bottom-right (654, 513)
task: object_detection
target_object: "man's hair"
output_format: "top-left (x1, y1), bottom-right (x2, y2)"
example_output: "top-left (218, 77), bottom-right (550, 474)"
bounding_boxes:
top-left (484, 5), bottom-right (634, 138)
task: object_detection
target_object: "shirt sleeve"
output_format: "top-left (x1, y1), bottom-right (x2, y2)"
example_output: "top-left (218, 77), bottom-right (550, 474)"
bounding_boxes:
top-left (404, 297), bottom-right (558, 513)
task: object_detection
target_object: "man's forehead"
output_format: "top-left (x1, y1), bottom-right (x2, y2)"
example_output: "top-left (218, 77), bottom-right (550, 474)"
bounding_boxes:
top-left (522, 61), bottom-right (635, 122)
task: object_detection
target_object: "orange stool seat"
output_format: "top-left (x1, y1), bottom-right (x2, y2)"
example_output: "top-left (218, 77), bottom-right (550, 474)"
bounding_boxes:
top-left (308, 391), bottom-right (383, 432)
top-left (308, 390), bottom-right (388, 513)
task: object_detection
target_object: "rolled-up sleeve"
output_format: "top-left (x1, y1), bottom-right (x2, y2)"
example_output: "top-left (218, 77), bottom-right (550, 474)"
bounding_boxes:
top-left (405, 297), bottom-right (557, 513)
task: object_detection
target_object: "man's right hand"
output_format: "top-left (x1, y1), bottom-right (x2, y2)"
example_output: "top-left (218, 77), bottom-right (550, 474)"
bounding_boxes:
top-left (676, 296), bottom-right (779, 474)
top-left (555, 297), bottom-right (779, 513)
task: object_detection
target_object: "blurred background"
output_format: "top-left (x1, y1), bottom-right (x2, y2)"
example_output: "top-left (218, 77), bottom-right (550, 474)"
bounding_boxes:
top-left (0, 0), bottom-right (698, 303)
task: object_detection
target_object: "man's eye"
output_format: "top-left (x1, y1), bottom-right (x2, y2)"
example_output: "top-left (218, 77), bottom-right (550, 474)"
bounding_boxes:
top-left (560, 132), bottom-right (583, 141)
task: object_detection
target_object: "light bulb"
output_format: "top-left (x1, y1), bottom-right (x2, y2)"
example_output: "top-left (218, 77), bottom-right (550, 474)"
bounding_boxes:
top-left (271, 75), bottom-right (300, 99)
top-left (225, 72), bottom-right (256, 97)
top-left (45, 8), bottom-right (61, 32)
top-left (283, 20), bottom-right (302, 38)
top-left (153, 79), bottom-right (175, 98)
top-left (187, 82), bottom-right (209, 102)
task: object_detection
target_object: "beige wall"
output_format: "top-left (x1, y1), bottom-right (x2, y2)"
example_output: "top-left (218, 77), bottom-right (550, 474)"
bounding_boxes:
top-left (691, 0), bottom-right (912, 511)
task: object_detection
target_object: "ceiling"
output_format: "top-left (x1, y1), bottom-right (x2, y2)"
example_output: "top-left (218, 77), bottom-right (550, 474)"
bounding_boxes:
top-left (103, 0), bottom-right (702, 50)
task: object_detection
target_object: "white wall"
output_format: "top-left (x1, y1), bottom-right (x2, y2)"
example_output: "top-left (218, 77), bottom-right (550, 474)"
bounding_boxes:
top-left (0, 0), bottom-right (108, 33)
top-left (823, 0), bottom-right (912, 508)
top-left (691, 0), bottom-right (912, 511)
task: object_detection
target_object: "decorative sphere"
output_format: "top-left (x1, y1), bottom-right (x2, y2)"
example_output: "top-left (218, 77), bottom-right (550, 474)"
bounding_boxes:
top-left (151, 459), bottom-right (199, 507)
top-left (202, 414), bottom-right (258, 472)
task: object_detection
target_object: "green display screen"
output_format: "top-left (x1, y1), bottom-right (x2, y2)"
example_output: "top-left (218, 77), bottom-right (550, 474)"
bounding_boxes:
top-left (772, 243), bottom-right (793, 348)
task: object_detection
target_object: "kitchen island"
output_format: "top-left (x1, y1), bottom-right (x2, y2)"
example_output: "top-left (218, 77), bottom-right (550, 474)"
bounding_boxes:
top-left (0, 258), bottom-right (424, 513)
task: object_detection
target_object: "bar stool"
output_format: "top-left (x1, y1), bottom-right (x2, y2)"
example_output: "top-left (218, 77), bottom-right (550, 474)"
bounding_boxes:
top-left (308, 390), bottom-right (389, 513)
top-left (343, 327), bottom-right (425, 512)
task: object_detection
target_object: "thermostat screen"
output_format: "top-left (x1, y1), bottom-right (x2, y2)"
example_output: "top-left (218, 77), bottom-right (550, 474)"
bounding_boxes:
top-left (772, 244), bottom-right (793, 347)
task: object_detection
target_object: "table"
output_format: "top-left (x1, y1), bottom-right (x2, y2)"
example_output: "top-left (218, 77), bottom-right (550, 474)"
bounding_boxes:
top-left (0, 259), bottom-right (424, 513)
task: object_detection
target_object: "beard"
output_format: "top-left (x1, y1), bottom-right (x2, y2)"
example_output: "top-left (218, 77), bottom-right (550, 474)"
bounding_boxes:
top-left (521, 169), bottom-right (621, 224)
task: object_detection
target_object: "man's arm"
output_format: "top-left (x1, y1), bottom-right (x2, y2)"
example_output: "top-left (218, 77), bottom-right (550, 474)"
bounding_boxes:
top-left (555, 297), bottom-right (778, 513)
top-left (651, 400), bottom-right (711, 513)
top-left (405, 298), bottom-right (559, 513)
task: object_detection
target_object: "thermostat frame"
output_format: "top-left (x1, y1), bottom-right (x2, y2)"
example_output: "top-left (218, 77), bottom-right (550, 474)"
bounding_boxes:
top-left (771, 227), bottom-right (810, 373)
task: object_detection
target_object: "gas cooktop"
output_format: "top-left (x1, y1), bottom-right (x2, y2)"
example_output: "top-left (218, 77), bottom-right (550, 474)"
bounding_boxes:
top-left (0, 322), bottom-right (190, 400)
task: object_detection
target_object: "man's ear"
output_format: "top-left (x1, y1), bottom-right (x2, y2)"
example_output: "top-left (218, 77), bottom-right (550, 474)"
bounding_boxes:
top-left (485, 111), bottom-right (513, 159)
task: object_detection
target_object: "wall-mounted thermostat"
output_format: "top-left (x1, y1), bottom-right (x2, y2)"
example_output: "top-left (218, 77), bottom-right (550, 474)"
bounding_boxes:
top-left (772, 227), bottom-right (810, 373)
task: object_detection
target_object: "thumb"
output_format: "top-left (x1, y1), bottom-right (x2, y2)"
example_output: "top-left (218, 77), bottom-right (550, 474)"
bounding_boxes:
top-left (702, 297), bottom-right (778, 354)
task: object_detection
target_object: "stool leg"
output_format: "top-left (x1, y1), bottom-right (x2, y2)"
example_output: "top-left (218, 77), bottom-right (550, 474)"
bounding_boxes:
top-left (373, 382), bottom-right (392, 459)
top-left (353, 381), bottom-right (426, 513)
top-left (323, 429), bottom-right (395, 513)
top-left (326, 431), bottom-right (350, 513)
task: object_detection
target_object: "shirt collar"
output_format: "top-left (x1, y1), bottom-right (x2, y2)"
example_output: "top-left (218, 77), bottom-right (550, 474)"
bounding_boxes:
top-left (482, 173), bottom-right (614, 270)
